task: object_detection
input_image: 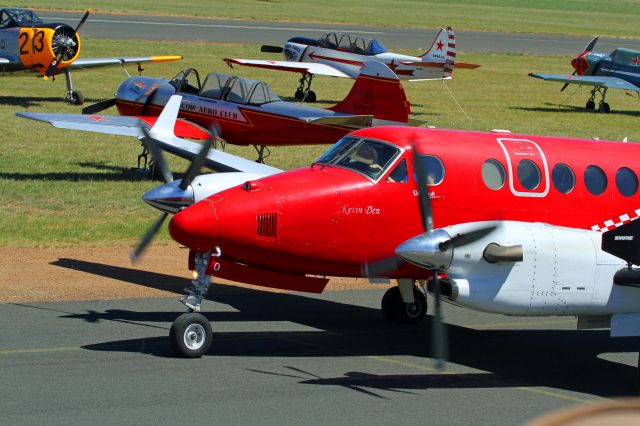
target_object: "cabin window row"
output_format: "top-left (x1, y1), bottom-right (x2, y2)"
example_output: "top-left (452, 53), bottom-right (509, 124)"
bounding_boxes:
top-left (481, 159), bottom-right (639, 197)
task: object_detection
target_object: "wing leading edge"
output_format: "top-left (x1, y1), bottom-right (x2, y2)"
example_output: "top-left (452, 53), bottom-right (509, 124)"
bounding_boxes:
top-left (68, 55), bottom-right (183, 71)
top-left (529, 73), bottom-right (640, 91)
top-left (224, 58), bottom-right (354, 78)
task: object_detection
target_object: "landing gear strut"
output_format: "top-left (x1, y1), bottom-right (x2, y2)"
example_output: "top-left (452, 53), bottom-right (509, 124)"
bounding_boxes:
top-left (586, 87), bottom-right (610, 113)
top-left (253, 145), bottom-right (271, 163)
top-left (171, 250), bottom-right (219, 358)
top-left (381, 284), bottom-right (428, 324)
top-left (63, 69), bottom-right (84, 105)
top-left (295, 73), bottom-right (316, 103)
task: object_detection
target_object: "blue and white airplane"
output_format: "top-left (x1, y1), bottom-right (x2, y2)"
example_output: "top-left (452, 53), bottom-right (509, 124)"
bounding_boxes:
top-left (530, 37), bottom-right (640, 113)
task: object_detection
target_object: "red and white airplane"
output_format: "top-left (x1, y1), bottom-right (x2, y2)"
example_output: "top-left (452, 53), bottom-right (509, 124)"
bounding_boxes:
top-left (225, 27), bottom-right (480, 101)
top-left (20, 61), bottom-right (413, 163)
top-left (135, 100), bottom-right (640, 358)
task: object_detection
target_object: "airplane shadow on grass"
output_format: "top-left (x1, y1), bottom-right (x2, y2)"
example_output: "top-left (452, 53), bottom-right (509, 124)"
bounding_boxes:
top-left (46, 257), bottom-right (640, 398)
top-left (0, 162), bottom-right (156, 182)
top-left (0, 96), bottom-right (102, 108)
top-left (512, 103), bottom-right (640, 118)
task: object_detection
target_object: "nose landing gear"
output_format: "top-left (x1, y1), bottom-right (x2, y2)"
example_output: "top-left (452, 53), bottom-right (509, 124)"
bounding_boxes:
top-left (170, 250), bottom-right (218, 358)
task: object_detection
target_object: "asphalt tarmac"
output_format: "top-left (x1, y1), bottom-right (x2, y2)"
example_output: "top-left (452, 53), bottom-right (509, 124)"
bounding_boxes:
top-left (2, 283), bottom-right (639, 425)
top-left (41, 11), bottom-right (640, 55)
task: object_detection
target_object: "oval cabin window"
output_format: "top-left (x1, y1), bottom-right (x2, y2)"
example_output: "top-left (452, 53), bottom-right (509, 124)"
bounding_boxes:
top-left (482, 159), bottom-right (506, 190)
top-left (552, 163), bottom-right (575, 194)
top-left (616, 167), bottom-right (638, 197)
top-left (584, 165), bottom-right (607, 195)
top-left (517, 159), bottom-right (541, 190)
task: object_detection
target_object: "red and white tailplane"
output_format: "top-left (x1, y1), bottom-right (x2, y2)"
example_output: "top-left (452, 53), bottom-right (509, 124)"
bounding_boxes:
top-left (420, 27), bottom-right (456, 78)
top-left (329, 61), bottom-right (410, 124)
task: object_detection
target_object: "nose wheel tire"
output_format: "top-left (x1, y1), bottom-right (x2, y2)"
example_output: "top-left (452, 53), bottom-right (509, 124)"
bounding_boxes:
top-left (381, 286), bottom-right (427, 324)
top-left (169, 312), bottom-right (212, 358)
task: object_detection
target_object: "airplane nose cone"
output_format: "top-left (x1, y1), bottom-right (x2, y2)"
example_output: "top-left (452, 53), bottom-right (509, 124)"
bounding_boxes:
top-left (395, 229), bottom-right (453, 270)
top-left (571, 52), bottom-right (590, 75)
top-left (169, 200), bottom-right (218, 252)
top-left (142, 180), bottom-right (194, 214)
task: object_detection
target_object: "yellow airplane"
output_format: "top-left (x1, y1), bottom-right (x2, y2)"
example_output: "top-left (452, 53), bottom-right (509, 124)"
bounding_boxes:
top-left (0, 8), bottom-right (182, 104)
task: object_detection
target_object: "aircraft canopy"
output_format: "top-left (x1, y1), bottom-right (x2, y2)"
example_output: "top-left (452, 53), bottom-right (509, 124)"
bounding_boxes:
top-left (0, 8), bottom-right (43, 28)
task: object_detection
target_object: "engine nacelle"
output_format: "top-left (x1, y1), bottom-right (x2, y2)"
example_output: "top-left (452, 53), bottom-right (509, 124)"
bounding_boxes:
top-left (424, 221), bottom-right (640, 316)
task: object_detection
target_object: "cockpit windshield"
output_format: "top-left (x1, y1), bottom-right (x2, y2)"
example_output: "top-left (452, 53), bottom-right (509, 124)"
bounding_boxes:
top-left (314, 136), bottom-right (401, 180)
top-left (0, 9), bottom-right (42, 28)
top-left (317, 32), bottom-right (388, 56)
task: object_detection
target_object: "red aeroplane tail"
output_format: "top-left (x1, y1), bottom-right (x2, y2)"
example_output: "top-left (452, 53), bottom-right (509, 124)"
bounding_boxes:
top-left (420, 27), bottom-right (456, 78)
top-left (329, 61), bottom-right (410, 123)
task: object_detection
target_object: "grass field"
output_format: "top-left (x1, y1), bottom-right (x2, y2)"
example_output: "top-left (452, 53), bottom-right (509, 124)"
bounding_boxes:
top-left (19, 1), bottom-right (640, 38)
top-left (1, 38), bottom-right (639, 247)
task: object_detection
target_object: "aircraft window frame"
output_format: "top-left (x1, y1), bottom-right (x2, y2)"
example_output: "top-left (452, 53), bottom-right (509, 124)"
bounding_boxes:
top-left (199, 73), bottom-right (234, 100)
top-left (517, 159), bottom-right (541, 190)
top-left (551, 163), bottom-right (575, 194)
top-left (319, 33), bottom-right (338, 49)
top-left (416, 155), bottom-right (445, 186)
top-left (247, 82), bottom-right (281, 105)
top-left (337, 34), bottom-right (352, 50)
top-left (171, 68), bottom-right (202, 94)
top-left (351, 37), bottom-right (366, 54)
top-left (1, 9), bottom-right (42, 27)
top-left (314, 136), bottom-right (402, 182)
top-left (584, 164), bottom-right (608, 196)
top-left (225, 78), bottom-right (258, 104)
top-left (615, 167), bottom-right (638, 197)
top-left (482, 159), bottom-right (506, 190)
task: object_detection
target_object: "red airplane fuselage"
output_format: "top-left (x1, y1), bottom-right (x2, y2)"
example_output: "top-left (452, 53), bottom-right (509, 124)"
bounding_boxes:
top-left (169, 126), bottom-right (640, 289)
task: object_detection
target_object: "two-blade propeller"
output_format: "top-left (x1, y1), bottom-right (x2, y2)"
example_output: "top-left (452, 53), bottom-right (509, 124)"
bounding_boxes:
top-left (561, 36), bottom-right (599, 92)
top-left (44, 10), bottom-right (91, 80)
top-left (130, 126), bottom-right (216, 263)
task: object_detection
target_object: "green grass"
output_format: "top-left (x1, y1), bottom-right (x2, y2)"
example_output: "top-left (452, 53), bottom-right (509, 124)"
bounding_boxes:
top-left (17, 1), bottom-right (640, 38)
top-left (1, 38), bottom-right (640, 247)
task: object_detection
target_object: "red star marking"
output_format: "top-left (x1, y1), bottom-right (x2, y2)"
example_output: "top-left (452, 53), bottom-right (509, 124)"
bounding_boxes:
top-left (633, 56), bottom-right (639, 65)
top-left (88, 115), bottom-right (105, 121)
top-left (436, 40), bottom-right (444, 51)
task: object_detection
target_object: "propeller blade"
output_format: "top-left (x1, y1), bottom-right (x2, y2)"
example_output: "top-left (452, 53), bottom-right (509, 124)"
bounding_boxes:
top-left (141, 127), bottom-right (173, 184)
top-left (430, 269), bottom-right (448, 370)
top-left (261, 45), bottom-right (284, 53)
top-left (412, 143), bottom-right (434, 232)
top-left (179, 130), bottom-right (215, 191)
top-left (584, 36), bottom-right (599, 53)
top-left (130, 212), bottom-right (168, 263)
top-left (74, 9), bottom-right (91, 33)
top-left (560, 71), bottom-right (576, 92)
top-left (438, 224), bottom-right (497, 252)
top-left (362, 256), bottom-right (405, 277)
top-left (81, 98), bottom-right (117, 115)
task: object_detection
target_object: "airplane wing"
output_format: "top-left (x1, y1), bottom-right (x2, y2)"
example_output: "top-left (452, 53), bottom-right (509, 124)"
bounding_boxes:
top-left (304, 115), bottom-right (373, 127)
top-left (223, 58), bottom-right (353, 78)
top-left (16, 108), bottom-right (281, 176)
top-left (0, 58), bottom-right (9, 63)
top-left (528, 73), bottom-right (640, 91)
top-left (67, 55), bottom-right (183, 70)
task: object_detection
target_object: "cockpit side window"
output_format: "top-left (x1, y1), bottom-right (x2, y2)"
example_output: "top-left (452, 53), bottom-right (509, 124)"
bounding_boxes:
top-left (337, 34), bottom-right (352, 50)
top-left (351, 37), bottom-right (366, 54)
top-left (318, 33), bottom-right (338, 49)
top-left (387, 158), bottom-right (408, 183)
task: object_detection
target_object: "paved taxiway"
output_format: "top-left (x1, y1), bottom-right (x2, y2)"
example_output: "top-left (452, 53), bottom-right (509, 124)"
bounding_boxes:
top-left (2, 285), bottom-right (639, 424)
top-left (41, 11), bottom-right (639, 55)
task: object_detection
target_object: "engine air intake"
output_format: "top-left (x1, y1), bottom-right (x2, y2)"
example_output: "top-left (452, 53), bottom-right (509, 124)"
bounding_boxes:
top-left (257, 213), bottom-right (278, 237)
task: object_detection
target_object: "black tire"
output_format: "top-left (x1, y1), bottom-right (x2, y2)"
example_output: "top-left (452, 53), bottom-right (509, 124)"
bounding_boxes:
top-left (394, 287), bottom-right (427, 324)
top-left (169, 312), bottom-right (212, 358)
top-left (381, 286), bottom-right (401, 321)
top-left (599, 102), bottom-right (610, 113)
top-left (306, 90), bottom-right (317, 103)
top-left (585, 100), bottom-right (595, 110)
top-left (70, 91), bottom-right (84, 105)
top-left (294, 88), bottom-right (304, 99)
